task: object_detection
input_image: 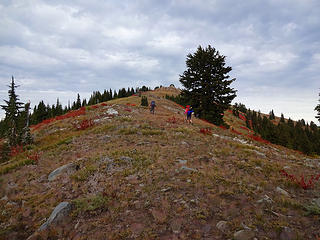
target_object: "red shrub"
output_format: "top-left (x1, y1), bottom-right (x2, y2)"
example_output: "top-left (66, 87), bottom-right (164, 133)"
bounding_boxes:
top-left (280, 169), bottom-right (320, 190)
top-left (75, 119), bottom-right (94, 130)
top-left (101, 103), bottom-right (108, 106)
top-left (124, 108), bottom-right (132, 112)
top-left (240, 126), bottom-right (250, 132)
top-left (10, 145), bottom-right (24, 157)
top-left (247, 134), bottom-right (270, 144)
top-left (167, 116), bottom-right (178, 124)
top-left (231, 129), bottom-right (242, 135)
top-left (90, 105), bottom-right (99, 109)
top-left (200, 128), bottom-right (212, 135)
top-left (239, 113), bottom-right (246, 121)
top-left (219, 125), bottom-right (227, 130)
top-left (27, 152), bottom-right (40, 164)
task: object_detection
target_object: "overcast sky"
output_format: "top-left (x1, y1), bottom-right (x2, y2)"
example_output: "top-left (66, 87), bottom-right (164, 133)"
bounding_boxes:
top-left (0, 0), bottom-right (319, 123)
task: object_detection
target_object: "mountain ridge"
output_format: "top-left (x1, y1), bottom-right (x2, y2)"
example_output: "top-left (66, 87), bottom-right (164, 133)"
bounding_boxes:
top-left (0, 87), bottom-right (320, 239)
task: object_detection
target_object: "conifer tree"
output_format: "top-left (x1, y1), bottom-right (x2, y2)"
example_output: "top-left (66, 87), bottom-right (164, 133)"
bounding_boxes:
top-left (76, 93), bottom-right (81, 109)
top-left (315, 91), bottom-right (320, 123)
top-left (0, 76), bottom-right (24, 146)
top-left (179, 45), bottom-right (237, 125)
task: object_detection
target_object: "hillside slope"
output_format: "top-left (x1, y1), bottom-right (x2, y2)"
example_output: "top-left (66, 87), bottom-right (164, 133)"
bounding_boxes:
top-left (1, 87), bottom-right (320, 240)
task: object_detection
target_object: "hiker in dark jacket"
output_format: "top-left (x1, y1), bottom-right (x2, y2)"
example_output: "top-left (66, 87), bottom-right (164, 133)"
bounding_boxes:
top-left (150, 101), bottom-right (156, 114)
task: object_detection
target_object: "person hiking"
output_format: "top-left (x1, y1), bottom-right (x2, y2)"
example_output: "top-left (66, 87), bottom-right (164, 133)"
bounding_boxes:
top-left (187, 106), bottom-right (194, 124)
top-left (184, 105), bottom-right (190, 122)
top-left (150, 100), bottom-right (156, 114)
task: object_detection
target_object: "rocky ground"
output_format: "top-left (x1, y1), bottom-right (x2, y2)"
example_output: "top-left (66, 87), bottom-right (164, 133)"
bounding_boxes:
top-left (0, 87), bottom-right (320, 240)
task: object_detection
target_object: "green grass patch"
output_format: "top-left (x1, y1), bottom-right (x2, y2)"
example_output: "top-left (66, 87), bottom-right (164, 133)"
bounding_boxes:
top-left (71, 164), bottom-right (97, 181)
top-left (119, 127), bottom-right (138, 135)
top-left (304, 204), bottom-right (320, 216)
top-left (72, 194), bottom-right (109, 216)
top-left (0, 158), bottom-right (35, 175)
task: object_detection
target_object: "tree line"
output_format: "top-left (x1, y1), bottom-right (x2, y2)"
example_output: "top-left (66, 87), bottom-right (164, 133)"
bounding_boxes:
top-left (0, 77), bottom-right (151, 162)
top-left (233, 104), bottom-right (320, 155)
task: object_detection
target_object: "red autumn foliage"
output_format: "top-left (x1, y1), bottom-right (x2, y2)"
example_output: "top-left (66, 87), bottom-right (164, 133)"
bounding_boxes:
top-left (247, 134), bottom-right (270, 144)
top-left (31, 107), bottom-right (86, 130)
top-left (10, 145), bottom-right (24, 157)
top-left (167, 116), bottom-right (178, 124)
top-left (280, 169), bottom-right (320, 190)
top-left (227, 109), bottom-right (233, 113)
top-left (27, 152), bottom-right (40, 164)
top-left (90, 105), bottom-right (100, 109)
top-left (126, 103), bottom-right (136, 106)
top-left (75, 119), bottom-right (94, 130)
top-left (101, 103), bottom-right (108, 106)
top-left (200, 128), bottom-right (212, 135)
top-left (124, 108), bottom-right (132, 112)
top-left (231, 129), bottom-right (242, 135)
top-left (240, 126), bottom-right (250, 132)
top-left (219, 125), bottom-right (227, 130)
top-left (239, 113), bottom-right (246, 121)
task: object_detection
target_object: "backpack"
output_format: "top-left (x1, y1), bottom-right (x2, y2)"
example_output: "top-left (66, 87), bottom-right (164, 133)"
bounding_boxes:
top-left (151, 101), bottom-right (156, 107)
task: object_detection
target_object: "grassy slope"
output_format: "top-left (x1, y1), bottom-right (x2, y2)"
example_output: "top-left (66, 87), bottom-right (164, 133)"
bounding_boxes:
top-left (0, 87), bottom-right (320, 239)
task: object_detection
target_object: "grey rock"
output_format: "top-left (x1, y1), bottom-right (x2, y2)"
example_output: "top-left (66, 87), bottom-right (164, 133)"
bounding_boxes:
top-left (312, 198), bottom-right (320, 208)
top-left (254, 166), bottom-right (263, 171)
top-left (276, 187), bottom-right (289, 197)
top-left (180, 166), bottom-right (198, 172)
top-left (257, 194), bottom-right (274, 204)
top-left (48, 163), bottom-right (78, 181)
top-left (176, 159), bottom-right (187, 164)
top-left (216, 220), bottom-right (228, 233)
top-left (107, 108), bottom-right (118, 115)
top-left (279, 227), bottom-right (296, 240)
top-left (1, 195), bottom-right (8, 201)
top-left (39, 202), bottom-right (71, 231)
top-left (233, 230), bottom-right (255, 240)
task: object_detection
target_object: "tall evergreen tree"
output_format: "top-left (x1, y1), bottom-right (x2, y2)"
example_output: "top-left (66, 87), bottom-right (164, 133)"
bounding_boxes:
top-left (179, 45), bottom-right (237, 125)
top-left (315, 91), bottom-right (320, 123)
top-left (0, 76), bottom-right (24, 146)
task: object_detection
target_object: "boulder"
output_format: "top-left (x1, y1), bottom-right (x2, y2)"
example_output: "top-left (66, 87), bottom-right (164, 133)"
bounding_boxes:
top-left (48, 162), bottom-right (78, 181)
top-left (216, 220), bottom-right (228, 233)
top-left (276, 187), bottom-right (289, 197)
top-left (39, 202), bottom-right (72, 231)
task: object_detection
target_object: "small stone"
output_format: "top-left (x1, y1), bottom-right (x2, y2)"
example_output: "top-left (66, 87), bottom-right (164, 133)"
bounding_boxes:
top-left (233, 230), bottom-right (255, 240)
top-left (48, 163), bottom-right (78, 181)
top-left (216, 220), bottom-right (228, 233)
top-left (176, 159), bottom-right (187, 164)
top-left (187, 179), bottom-right (191, 183)
top-left (254, 166), bottom-right (263, 171)
top-left (161, 187), bottom-right (172, 192)
top-left (257, 194), bottom-right (273, 204)
top-left (180, 166), bottom-right (198, 172)
top-left (106, 108), bottom-right (118, 115)
top-left (1, 195), bottom-right (8, 201)
top-left (276, 187), bottom-right (289, 197)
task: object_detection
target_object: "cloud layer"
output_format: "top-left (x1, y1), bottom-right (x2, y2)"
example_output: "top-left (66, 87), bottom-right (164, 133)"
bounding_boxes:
top-left (0, 0), bottom-right (319, 123)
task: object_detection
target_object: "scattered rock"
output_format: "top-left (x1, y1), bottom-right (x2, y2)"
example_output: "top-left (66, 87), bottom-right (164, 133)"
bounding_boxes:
top-left (276, 187), bottom-right (289, 197)
top-left (216, 220), bottom-right (228, 233)
top-left (176, 159), bottom-right (187, 164)
top-left (39, 202), bottom-right (71, 231)
top-left (257, 194), bottom-right (274, 204)
top-left (283, 166), bottom-right (290, 169)
top-left (107, 108), bottom-right (118, 115)
top-left (254, 166), bottom-right (263, 171)
top-left (181, 141), bottom-right (188, 145)
top-left (233, 229), bottom-right (255, 240)
top-left (1, 195), bottom-right (8, 201)
top-left (48, 163), bottom-right (78, 181)
top-left (279, 227), bottom-right (296, 240)
top-left (312, 198), bottom-right (320, 208)
top-left (161, 187), bottom-right (172, 192)
top-left (180, 166), bottom-right (198, 172)
top-left (100, 135), bottom-right (111, 141)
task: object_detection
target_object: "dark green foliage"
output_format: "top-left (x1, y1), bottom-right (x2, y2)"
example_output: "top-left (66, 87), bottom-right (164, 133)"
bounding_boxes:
top-left (0, 77), bottom-right (24, 146)
top-left (141, 96), bottom-right (148, 106)
top-left (315, 92), bottom-right (320, 123)
top-left (165, 94), bottom-right (190, 107)
top-left (245, 108), bottom-right (320, 155)
top-left (269, 110), bottom-right (275, 120)
top-left (179, 45), bottom-right (237, 125)
top-left (0, 141), bottom-right (10, 163)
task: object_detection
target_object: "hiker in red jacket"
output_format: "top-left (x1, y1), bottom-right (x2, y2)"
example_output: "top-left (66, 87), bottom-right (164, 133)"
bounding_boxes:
top-left (184, 105), bottom-right (190, 122)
